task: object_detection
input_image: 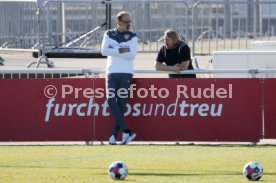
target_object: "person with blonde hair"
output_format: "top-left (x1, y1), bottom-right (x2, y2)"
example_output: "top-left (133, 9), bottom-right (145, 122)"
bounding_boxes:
top-left (155, 29), bottom-right (196, 78)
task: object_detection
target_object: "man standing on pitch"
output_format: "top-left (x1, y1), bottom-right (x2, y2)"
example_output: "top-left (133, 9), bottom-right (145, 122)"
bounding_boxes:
top-left (101, 11), bottom-right (137, 145)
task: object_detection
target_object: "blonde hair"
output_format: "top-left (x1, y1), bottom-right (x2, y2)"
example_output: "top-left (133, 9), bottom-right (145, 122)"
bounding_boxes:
top-left (164, 29), bottom-right (182, 45)
top-left (163, 29), bottom-right (186, 57)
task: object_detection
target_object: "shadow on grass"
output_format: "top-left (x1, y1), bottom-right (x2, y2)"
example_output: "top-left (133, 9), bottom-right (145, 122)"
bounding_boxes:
top-left (2, 164), bottom-right (276, 179)
top-left (105, 170), bottom-right (276, 177)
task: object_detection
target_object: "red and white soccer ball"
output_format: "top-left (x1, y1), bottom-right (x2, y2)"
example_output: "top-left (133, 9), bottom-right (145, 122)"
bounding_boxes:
top-left (108, 161), bottom-right (128, 180)
top-left (243, 161), bottom-right (263, 181)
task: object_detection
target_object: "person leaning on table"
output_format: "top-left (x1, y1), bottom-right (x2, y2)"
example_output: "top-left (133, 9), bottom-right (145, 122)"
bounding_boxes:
top-left (155, 29), bottom-right (196, 78)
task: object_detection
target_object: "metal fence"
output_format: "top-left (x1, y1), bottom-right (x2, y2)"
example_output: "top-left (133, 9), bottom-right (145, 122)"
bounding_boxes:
top-left (1, 68), bottom-right (276, 79)
top-left (37, 0), bottom-right (190, 52)
top-left (192, 0), bottom-right (276, 55)
top-left (0, 1), bottom-right (38, 49)
top-left (1, 0), bottom-right (276, 55)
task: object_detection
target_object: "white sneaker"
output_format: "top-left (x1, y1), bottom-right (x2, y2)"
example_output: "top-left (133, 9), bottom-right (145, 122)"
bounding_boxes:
top-left (121, 132), bottom-right (136, 145)
top-left (109, 135), bottom-right (117, 145)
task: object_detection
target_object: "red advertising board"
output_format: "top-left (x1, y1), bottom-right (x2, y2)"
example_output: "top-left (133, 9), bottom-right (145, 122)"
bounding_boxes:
top-left (0, 78), bottom-right (263, 142)
top-left (263, 79), bottom-right (276, 139)
top-left (0, 79), bottom-right (95, 141)
top-left (94, 78), bottom-right (262, 142)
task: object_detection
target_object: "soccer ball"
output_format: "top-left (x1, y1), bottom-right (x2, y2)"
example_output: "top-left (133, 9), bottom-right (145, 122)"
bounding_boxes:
top-left (243, 161), bottom-right (263, 181)
top-left (108, 161), bottom-right (128, 180)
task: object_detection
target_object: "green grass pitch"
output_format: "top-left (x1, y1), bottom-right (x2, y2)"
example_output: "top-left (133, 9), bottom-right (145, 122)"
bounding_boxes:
top-left (0, 145), bottom-right (275, 183)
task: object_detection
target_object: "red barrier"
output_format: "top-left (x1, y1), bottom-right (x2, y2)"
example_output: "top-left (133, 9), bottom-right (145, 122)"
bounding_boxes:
top-left (0, 79), bottom-right (94, 141)
top-left (263, 79), bottom-right (276, 139)
top-left (0, 78), bottom-right (263, 142)
top-left (94, 79), bottom-right (262, 142)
